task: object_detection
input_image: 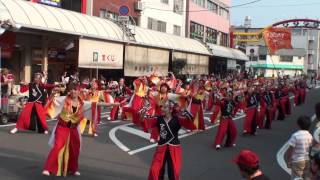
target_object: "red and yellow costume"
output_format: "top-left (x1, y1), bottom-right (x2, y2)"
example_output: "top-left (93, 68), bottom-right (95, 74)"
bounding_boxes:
top-left (122, 78), bottom-right (148, 126)
top-left (44, 96), bottom-right (84, 176)
top-left (188, 83), bottom-right (206, 130)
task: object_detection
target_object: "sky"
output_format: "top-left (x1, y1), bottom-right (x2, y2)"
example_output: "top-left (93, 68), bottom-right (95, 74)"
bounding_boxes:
top-left (231, 0), bottom-right (320, 28)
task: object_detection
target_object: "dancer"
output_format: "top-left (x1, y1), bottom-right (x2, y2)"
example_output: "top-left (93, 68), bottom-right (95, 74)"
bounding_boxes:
top-left (10, 73), bottom-right (55, 134)
top-left (42, 83), bottom-right (84, 176)
top-left (144, 101), bottom-right (196, 180)
top-left (214, 89), bottom-right (237, 150)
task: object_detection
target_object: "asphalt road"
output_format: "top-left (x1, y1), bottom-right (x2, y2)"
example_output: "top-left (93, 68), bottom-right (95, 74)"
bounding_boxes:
top-left (0, 87), bottom-right (319, 180)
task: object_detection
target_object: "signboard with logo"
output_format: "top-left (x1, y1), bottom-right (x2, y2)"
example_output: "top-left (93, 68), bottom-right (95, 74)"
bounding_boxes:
top-left (78, 38), bottom-right (123, 69)
top-left (38, 0), bottom-right (61, 7)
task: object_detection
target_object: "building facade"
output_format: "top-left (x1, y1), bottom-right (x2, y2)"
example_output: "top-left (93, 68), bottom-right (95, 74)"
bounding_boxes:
top-left (233, 26), bottom-right (320, 76)
top-left (292, 28), bottom-right (320, 75)
top-left (28, 0), bottom-right (92, 14)
top-left (246, 46), bottom-right (305, 77)
top-left (92, 0), bottom-right (140, 25)
top-left (139, 0), bottom-right (186, 36)
top-left (186, 0), bottom-right (230, 46)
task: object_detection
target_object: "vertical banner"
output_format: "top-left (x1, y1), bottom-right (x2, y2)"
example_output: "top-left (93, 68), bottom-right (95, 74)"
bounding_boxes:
top-left (263, 27), bottom-right (292, 54)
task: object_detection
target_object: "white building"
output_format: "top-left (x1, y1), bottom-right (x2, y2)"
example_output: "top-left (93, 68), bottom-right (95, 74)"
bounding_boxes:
top-left (292, 28), bottom-right (320, 75)
top-left (247, 46), bottom-right (305, 77)
top-left (139, 0), bottom-right (186, 36)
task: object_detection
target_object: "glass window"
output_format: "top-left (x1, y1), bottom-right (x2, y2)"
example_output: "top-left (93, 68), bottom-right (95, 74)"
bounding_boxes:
top-left (158, 21), bottom-right (166, 32)
top-left (193, 0), bottom-right (205, 7)
top-left (148, 18), bottom-right (157, 31)
top-left (108, 11), bottom-right (118, 20)
top-left (259, 55), bottom-right (267, 60)
top-left (99, 9), bottom-right (107, 18)
top-left (220, 32), bottom-right (229, 47)
top-left (174, 0), bottom-right (184, 14)
top-left (219, 7), bottom-right (229, 19)
top-left (161, 0), bottom-right (169, 4)
top-left (190, 21), bottom-right (204, 40)
top-left (205, 27), bottom-right (217, 44)
top-left (174, 25), bottom-right (181, 36)
top-left (280, 56), bottom-right (293, 62)
top-left (207, 0), bottom-right (218, 13)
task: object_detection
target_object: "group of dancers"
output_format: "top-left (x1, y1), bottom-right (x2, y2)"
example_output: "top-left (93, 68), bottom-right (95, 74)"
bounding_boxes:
top-left (7, 71), bottom-right (308, 179)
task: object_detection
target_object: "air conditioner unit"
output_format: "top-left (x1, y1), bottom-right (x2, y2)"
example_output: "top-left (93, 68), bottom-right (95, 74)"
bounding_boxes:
top-left (135, 1), bottom-right (143, 11)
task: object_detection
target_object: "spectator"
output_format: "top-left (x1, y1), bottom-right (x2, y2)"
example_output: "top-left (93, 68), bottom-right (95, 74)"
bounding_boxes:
top-left (311, 103), bottom-right (320, 158)
top-left (311, 152), bottom-right (320, 180)
top-left (285, 116), bottom-right (313, 179)
top-left (233, 149), bottom-right (270, 179)
top-left (1, 68), bottom-right (14, 96)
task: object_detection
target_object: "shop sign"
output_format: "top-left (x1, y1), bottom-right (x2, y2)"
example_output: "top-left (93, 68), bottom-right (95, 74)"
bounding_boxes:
top-left (38, 0), bottom-right (61, 7)
top-left (78, 38), bottom-right (123, 69)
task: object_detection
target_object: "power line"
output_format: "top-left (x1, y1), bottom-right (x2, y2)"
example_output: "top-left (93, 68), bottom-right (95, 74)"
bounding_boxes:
top-left (144, 0), bottom-right (263, 13)
top-left (235, 2), bottom-right (320, 8)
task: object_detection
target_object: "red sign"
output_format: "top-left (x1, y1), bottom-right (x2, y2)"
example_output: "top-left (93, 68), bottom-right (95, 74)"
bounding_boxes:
top-left (0, 31), bottom-right (16, 58)
top-left (263, 27), bottom-right (292, 55)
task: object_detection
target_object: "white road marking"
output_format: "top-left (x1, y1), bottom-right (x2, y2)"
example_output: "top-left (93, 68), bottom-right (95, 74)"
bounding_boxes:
top-left (128, 114), bottom-right (246, 155)
top-left (178, 129), bottom-right (187, 135)
top-left (0, 119), bottom-right (57, 128)
top-left (109, 123), bottom-right (132, 152)
top-left (120, 125), bottom-right (150, 140)
top-left (277, 114), bottom-right (316, 175)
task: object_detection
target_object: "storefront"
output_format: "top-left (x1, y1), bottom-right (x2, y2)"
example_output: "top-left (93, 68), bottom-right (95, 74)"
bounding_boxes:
top-left (0, 0), bottom-right (212, 83)
top-left (124, 45), bottom-right (169, 77)
top-left (207, 43), bottom-right (248, 75)
top-left (172, 51), bottom-right (209, 75)
top-left (78, 38), bottom-right (123, 79)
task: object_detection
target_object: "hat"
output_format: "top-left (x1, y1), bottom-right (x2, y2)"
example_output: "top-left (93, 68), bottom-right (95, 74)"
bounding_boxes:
top-left (233, 150), bottom-right (259, 168)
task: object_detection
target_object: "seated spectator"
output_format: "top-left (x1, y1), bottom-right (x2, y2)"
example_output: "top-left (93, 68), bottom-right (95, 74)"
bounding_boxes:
top-left (285, 116), bottom-right (313, 180)
top-left (234, 149), bottom-right (270, 180)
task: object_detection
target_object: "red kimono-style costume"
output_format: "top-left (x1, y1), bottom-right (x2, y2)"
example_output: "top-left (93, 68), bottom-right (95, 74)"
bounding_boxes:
top-left (210, 91), bottom-right (223, 124)
top-left (110, 85), bottom-right (132, 121)
top-left (298, 80), bottom-right (307, 104)
top-left (188, 89), bottom-right (206, 130)
top-left (243, 92), bottom-right (260, 135)
top-left (15, 83), bottom-right (54, 133)
top-left (122, 79), bottom-right (148, 126)
top-left (44, 96), bottom-right (85, 176)
top-left (144, 116), bottom-right (196, 180)
top-left (80, 90), bottom-right (108, 135)
top-left (257, 90), bottom-right (276, 129)
top-left (214, 99), bottom-right (237, 148)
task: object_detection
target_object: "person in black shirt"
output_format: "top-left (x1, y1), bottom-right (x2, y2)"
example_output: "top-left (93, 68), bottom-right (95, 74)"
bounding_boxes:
top-left (144, 101), bottom-right (196, 180)
top-left (10, 73), bottom-right (57, 134)
top-left (214, 89), bottom-right (237, 150)
top-left (234, 149), bottom-right (270, 180)
top-left (243, 86), bottom-right (260, 135)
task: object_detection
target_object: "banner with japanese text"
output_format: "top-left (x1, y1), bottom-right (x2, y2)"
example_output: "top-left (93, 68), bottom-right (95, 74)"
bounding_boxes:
top-left (263, 28), bottom-right (292, 54)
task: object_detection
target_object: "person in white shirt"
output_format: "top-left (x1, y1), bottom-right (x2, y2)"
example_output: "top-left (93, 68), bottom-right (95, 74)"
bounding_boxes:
top-left (285, 116), bottom-right (313, 180)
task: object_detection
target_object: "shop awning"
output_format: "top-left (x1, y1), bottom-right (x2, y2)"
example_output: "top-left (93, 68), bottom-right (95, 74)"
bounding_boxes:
top-left (207, 43), bottom-right (249, 61)
top-left (0, 0), bottom-right (211, 55)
